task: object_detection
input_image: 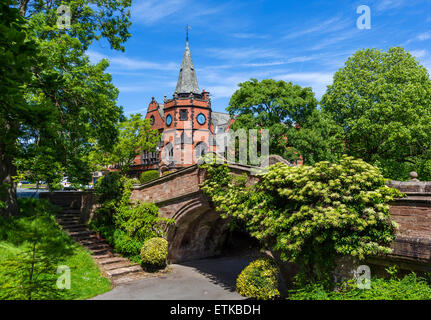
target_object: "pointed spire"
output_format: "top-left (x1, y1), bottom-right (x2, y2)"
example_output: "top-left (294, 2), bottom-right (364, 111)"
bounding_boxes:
top-left (175, 27), bottom-right (200, 95)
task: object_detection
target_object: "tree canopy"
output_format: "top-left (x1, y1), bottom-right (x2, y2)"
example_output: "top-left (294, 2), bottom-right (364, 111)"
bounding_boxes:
top-left (90, 114), bottom-right (160, 174)
top-left (1, 0), bottom-right (39, 215)
top-left (1, 0), bottom-right (132, 216)
top-left (322, 47), bottom-right (431, 180)
top-left (227, 78), bottom-right (344, 164)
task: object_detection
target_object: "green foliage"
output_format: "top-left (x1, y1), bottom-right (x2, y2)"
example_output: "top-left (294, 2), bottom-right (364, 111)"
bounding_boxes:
top-left (91, 173), bottom-right (173, 262)
top-left (21, 0), bottom-right (131, 51)
top-left (91, 224), bottom-right (145, 263)
top-left (90, 114), bottom-right (160, 174)
top-left (0, 0), bottom-right (39, 215)
top-left (200, 156), bottom-right (403, 285)
top-left (0, 198), bottom-right (110, 300)
top-left (140, 237), bottom-right (168, 270)
top-left (322, 47), bottom-right (431, 180)
top-left (2, 0), bottom-right (131, 215)
top-left (286, 110), bottom-right (345, 165)
top-left (289, 267), bottom-right (431, 300)
top-left (227, 78), bottom-right (344, 165)
top-left (116, 202), bottom-right (174, 242)
top-left (162, 171), bottom-right (174, 176)
top-left (140, 170), bottom-right (160, 184)
top-left (95, 172), bottom-right (125, 204)
top-left (236, 258), bottom-right (280, 300)
top-left (228, 78), bottom-right (317, 126)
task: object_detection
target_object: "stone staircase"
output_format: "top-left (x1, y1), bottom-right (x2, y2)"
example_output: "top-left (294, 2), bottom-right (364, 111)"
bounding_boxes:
top-left (54, 201), bottom-right (146, 286)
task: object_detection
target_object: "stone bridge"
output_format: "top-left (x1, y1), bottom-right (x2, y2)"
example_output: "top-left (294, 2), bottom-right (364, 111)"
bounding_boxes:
top-left (130, 163), bottom-right (260, 263)
top-left (131, 165), bottom-right (431, 271)
top-left (42, 164), bottom-right (431, 272)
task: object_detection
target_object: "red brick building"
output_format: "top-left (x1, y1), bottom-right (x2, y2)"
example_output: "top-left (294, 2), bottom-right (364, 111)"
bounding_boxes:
top-left (129, 38), bottom-right (233, 176)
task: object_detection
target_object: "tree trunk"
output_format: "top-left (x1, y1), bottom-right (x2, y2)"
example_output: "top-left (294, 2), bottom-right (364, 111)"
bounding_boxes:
top-left (19, 0), bottom-right (29, 17)
top-left (269, 249), bottom-right (299, 290)
top-left (0, 143), bottom-right (19, 217)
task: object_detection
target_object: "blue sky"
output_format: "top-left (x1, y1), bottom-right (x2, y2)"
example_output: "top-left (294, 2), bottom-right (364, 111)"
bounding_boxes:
top-left (87, 0), bottom-right (431, 115)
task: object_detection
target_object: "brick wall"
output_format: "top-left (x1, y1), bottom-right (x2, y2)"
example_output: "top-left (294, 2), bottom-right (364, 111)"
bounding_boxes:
top-left (390, 202), bottom-right (431, 238)
top-left (131, 166), bottom-right (201, 205)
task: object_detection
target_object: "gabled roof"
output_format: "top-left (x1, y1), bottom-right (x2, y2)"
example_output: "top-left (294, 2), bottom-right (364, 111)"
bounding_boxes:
top-left (175, 41), bottom-right (200, 95)
top-left (211, 112), bottom-right (231, 126)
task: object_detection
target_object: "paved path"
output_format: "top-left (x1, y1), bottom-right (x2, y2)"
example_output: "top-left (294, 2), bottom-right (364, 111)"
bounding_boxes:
top-left (91, 256), bottom-right (260, 300)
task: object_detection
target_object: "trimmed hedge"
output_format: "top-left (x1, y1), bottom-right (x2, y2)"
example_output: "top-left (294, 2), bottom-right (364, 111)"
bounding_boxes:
top-left (236, 258), bottom-right (280, 300)
top-left (140, 237), bottom-right (168, 270)
top-left (162, 171), bottom-right (173, 176)
top-left (139, 170), bottom-right (159, 184)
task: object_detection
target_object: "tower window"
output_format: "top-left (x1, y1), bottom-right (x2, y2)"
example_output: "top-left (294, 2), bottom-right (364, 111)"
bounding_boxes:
top-left (195, 142), bottom-right (208, 159)
top-left (179, 109), bottom-right (188, 121)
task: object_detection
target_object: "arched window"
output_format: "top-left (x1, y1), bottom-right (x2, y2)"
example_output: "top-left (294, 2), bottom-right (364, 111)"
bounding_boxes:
top-left (163, 142), bottom-right (174, 163)
top-left (195, 142), bottom-right (208, 159)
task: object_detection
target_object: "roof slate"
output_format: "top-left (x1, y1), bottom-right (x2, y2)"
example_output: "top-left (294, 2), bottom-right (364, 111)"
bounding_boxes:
top-left (175, 41), bottom-right (200, 95)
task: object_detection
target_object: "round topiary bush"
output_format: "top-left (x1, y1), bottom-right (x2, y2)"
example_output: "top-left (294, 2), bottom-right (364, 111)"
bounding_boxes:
top-left (140, 237), bottom-right (168, 271)
top-left (236, 258), bottom-right (280, 300)
top-left (139, 170), bottom-right (160, 184)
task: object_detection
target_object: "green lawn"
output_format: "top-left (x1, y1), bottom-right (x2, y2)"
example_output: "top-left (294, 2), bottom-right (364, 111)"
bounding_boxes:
top-left (0, 198), bottom-right (111, 300)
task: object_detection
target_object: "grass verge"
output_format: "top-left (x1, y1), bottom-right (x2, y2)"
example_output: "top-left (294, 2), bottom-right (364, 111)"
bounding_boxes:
top-left (0, 198), bottom-right (111, 300)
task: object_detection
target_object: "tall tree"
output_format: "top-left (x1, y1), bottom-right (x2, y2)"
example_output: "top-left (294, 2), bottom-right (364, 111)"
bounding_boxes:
top-left (0, 1), bottom-right (38, 216)
top-left (1, 0), bottom-right (131, 217)
top-left (90, 114), bottom-right (160, 174)
top-left (227, 78), bottom-right (344, 164)
top-left (286, 110), bottom-right (345, 165)
top-left (322, 47), bottom-right (431, 180)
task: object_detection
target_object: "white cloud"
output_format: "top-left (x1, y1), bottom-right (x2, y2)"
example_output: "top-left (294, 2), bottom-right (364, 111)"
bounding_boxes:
top-left (132, 0), bottom-right (189, 24)
top-left (206, 47), bottom-right (283, 61)
top-left (375, 0), bottom-right (407, 11)
top-left (283, 17), bottom-right (351, 40)
top-left (131, 0), bottom-right (226, 24)
top-left (276, 72), bottom-right (334, 98)
top-left (417, 32), bottom-right (431, 41)
top-left (87, 50), bottom-right (178, 71)
top-left (410, 50), bottom-right (427, 59)
top-left (231, 33), bottom-right (268, 39)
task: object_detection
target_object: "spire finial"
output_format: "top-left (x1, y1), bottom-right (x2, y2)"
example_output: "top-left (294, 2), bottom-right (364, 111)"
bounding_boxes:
top-left (186, 25), bottom-right (191, 44)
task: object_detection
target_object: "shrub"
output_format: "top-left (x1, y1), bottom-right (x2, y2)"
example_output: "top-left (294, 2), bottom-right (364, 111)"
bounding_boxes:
top-left (95, 172), bottom-right (125, 204)
top-left (111, 229), bottom-right (146, 262)
top-left (140, 170), bottom-right (159, 184)
top-left (162, 171), bottom-right (173, 176)
top-left (288, 267), bottom-right (431, 300)
top-left (91, 175), bottom-right (173, 263)
top-left (116, 202), bottom-right (174, 242)
top-left (236, 258), bottom-right (280, 300)
top-left (140, 237), bottom-right (168, 270)
top-left (201, 156), bottom-right (404, 286)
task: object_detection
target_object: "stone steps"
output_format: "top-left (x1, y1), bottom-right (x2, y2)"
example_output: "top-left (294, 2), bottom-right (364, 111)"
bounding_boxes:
top-left (97, 256), bottom-right (130, 265)
top-left (55, 207), bottom-right (145, 286)
top-left (57, 215), bottom-right (81, 221)
top-left (105, 265), bottom-right (143, 278)
top-left (103, 261), bottom-right (134, 271)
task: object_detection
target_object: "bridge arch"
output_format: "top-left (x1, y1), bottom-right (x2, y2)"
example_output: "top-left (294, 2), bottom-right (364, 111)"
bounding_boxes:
top-left (166, 196), bottom-right (229, 263)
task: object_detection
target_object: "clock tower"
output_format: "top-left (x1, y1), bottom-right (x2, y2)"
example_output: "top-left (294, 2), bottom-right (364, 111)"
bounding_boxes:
top-left (139, 33), bottom-right (233, 175)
